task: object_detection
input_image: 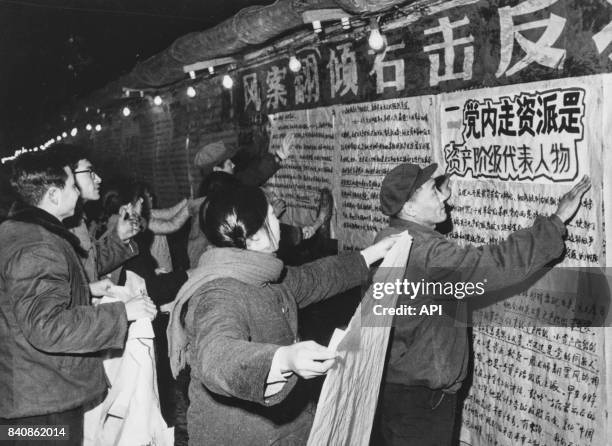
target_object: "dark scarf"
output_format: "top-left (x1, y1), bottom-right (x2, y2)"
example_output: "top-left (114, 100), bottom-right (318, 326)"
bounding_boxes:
top-left (8, 202), bottom-right (87, 258)
top-left (167, 247), bottom-right (284, 378)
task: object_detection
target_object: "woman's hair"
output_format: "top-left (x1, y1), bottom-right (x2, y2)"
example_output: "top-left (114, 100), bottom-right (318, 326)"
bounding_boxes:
top-left (204, 184), bottom-right (269, 249)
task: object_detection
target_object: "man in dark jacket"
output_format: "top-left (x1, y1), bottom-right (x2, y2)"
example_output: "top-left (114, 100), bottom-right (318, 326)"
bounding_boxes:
top-left (51, 143), bottom-right (141, 284)
top-left (374, 162), bottom-right (591, 445)
top-left (0, 152), bottom-right (157, 445)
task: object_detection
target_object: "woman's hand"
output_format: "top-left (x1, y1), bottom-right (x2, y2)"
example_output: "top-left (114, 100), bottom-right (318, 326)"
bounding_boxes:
top-left (275, 341), bottom-right (338, 379)
top-left (360, 234), bottom-right (402, 266)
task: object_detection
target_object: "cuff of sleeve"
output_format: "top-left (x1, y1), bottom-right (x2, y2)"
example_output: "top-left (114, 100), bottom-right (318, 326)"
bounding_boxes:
top-left (107, 301), bottom-right (130, 349)
top-left (549, 214), bottom-right (567, 236)
top-left (264, 348), bottom-right (293, 397)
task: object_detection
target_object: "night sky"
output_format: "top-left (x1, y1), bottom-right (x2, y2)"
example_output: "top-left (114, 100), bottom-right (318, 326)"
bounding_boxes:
top-left (0, 0), bottom-right (273, 157)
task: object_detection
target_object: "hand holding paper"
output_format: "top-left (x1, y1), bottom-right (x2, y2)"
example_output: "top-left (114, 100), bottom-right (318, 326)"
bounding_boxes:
top-left (276, 341), bottom-right (338, 379)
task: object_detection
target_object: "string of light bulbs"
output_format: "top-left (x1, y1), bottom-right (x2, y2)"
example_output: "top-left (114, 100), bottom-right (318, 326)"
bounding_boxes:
top-left (2, 111), bottom-right (106, 164)
top-left (4, 13), bottom-right (390, 164)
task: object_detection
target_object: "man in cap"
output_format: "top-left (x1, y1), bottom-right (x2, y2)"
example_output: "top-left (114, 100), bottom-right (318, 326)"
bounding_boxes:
top-left (193, 137), bottom-right (291, 188)
top-left (189, 137), bottom-right (293, 267)
top-left (374, 162), bottom-right (591, 445)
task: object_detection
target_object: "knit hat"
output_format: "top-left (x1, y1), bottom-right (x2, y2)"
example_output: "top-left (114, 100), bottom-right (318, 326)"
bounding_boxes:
top-left (194, 140), bottom-right (238, 170)
top-left (380, 163), bottom-right (438, 216)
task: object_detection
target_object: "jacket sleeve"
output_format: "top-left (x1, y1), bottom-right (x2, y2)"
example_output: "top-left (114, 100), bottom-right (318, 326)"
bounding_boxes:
top-left (95, 225), bottom-right (138, 276)
top-left (150, 198), bottom-right (187, 220)
top-left (423, 215), bottom-right (566, 292)
top-left (285, 251), bottom-right (369, 308)
top-left (8, 244), bottom-right (128, 353)
top-left (149, 201), bottom-right (190, 235)
top-left (234, 153), bottom-right (280, 187)
top-left (191, 287), bottom-right (298, 406)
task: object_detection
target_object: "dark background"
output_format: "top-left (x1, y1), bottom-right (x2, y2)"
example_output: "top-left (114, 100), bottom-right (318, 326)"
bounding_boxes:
top-left (0, 0), bottom-right (275, 157)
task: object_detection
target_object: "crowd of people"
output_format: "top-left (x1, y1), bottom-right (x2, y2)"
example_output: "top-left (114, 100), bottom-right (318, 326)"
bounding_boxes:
top-left (0, 131), bottom-right (591, 445)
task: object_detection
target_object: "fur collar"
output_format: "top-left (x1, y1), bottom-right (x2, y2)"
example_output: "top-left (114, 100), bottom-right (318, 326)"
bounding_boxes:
top-left (8, 202), bottom-right (87, 257)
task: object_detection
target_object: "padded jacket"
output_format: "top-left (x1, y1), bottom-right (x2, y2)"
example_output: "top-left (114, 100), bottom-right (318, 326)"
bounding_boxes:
top-left (0, 206), bottom-right (128, 418)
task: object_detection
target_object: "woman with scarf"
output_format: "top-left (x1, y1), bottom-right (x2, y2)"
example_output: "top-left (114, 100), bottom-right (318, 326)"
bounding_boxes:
top-left (167, 184), bottom-right (398, 445)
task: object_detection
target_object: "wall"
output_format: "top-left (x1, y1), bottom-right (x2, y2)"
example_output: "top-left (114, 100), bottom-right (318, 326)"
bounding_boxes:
top-left (80, 0), bottom-right (612, 444)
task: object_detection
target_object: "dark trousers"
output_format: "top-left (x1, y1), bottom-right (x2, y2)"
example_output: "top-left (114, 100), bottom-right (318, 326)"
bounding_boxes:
top-left (376, 383), bottom-right (457, 446)
top-left (173, 366), bottom-right (190, 446)
top-left (152, 313), bottom-right (190, 446)
top-left (0, 406), bottom-right (83, 446)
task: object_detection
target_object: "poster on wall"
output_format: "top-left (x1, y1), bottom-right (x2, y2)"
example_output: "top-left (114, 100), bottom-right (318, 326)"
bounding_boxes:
top-left (266, 97), bottom-right (438, 249)
top-left (263, 74), bottom-right (611, 446)
top-left (334, 97), bottom-right (438, 250)
top-left (437, 75), bottom-right (607, 446)
top-left (267, 108), bottom-right (337, 229)
top-left (602, 75), bottom-right (612, 446)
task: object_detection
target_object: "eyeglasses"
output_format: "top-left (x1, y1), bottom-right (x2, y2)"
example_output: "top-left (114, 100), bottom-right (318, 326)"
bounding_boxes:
top-left (74, 168), bottom-right (97, 179)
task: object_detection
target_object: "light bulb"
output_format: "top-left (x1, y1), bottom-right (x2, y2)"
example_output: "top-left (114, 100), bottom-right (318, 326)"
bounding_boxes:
top-left (86, 123), bottom-right (92, 131)
top-left (62, 132), bottom-right (67, 138)
top-left (368, 19), bottom-right (386, 52)
top-left (122, 106), bottom-right (131, 117)
top-left (189, 71), bottom-right (196, 80)
top-left (56, 136), bottom-right (62, 141)
top-left (222, 74), bottom-right (233, 89)
top-left (70, 128), bottom-right (77, 137)
top-left (288, 56), bottom-right (302, 73)
top-left (187, 86), bottom-right (197, 98)
top-left (341, 17), bottom-right (351, 30)
top-left (153, 95), bottom-right (163, 105)
top-left (312, 20), bottom-right (322, 33)
top-left (208, 66), bottom-right (215, 75)
top-left (95, 124), bottom-right (102, 132)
